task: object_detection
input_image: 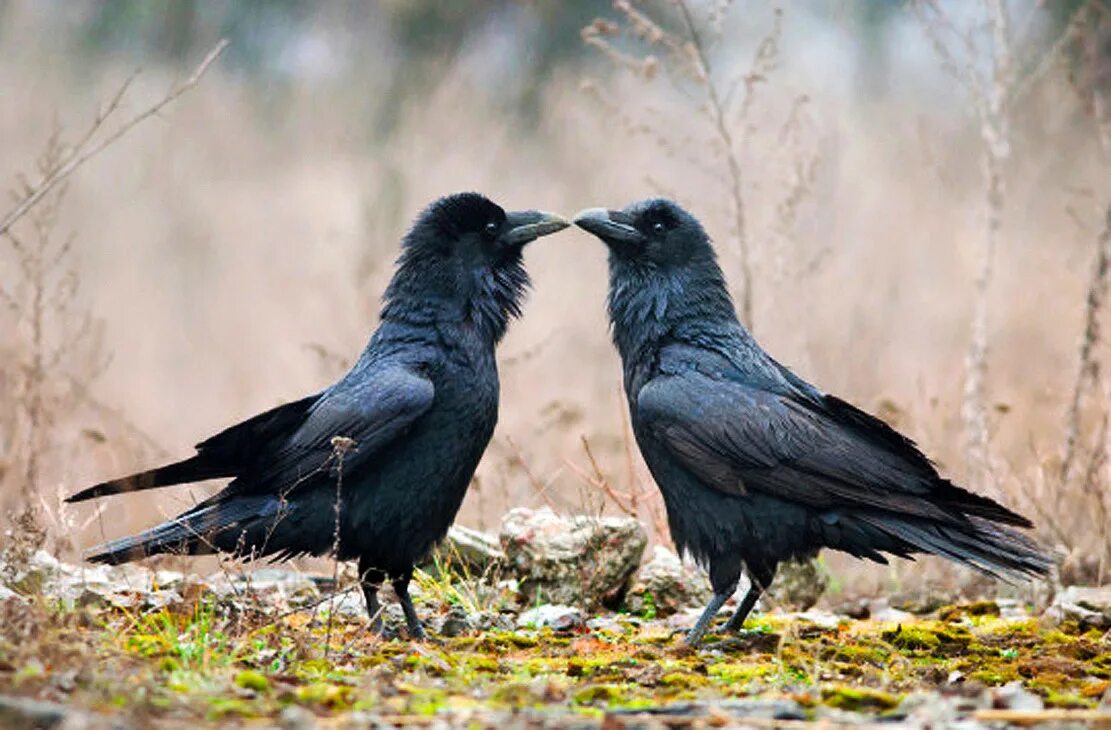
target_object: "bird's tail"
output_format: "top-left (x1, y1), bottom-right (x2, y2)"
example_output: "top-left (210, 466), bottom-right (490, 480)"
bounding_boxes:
top-left (85, 495), bottom-right (283, 565)
top-left (66, 455), bottom-right (234, 504)
top-left (856, 512), bottom-right (1053, 581)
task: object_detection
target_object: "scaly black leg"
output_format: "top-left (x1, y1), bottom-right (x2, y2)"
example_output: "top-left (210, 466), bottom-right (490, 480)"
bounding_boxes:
top-left (358, 556), bottom-right (386, 635)
top-left (685, 591), bottom-right (731, 646)
top-left (723, 563), bottom-right (776, 633)
top-left (392, 571), bottom-right (426, 640)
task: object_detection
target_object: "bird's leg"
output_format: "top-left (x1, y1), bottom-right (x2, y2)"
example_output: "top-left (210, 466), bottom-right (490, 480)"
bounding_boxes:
top-left (392, 571), bottom-right (426, 640)
top-left (723, 565), bottom-right (776, 633)
top-left (685, 592), bottom-right (731, 647)
top-left (358, 557), bottom-right (386, 636)
top-left (721, 583), bottom-right (763, 633)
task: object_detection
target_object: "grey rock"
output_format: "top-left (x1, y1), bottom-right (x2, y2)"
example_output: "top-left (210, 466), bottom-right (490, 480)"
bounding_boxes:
top-left (433, 605), bottom-right (478, 637)
top-left (889, 584), bottom-right (959, 615)
top-left (1045, 584), bottom-right (1111, 630)
top-left (0, 584), bottom-right (23, 602)
top-left (474, 611), bottom-right (516, 632)
top-left (991, 681), bottom-right (1043, 711)
top-left (624, 546), bottom-right (711, 618)
top-left (868, 598), bottom-right (915, 623)
top-left (717, 698), bottom-right (807, 720)
top-left (765, 558), bottom-right (828, 611)
top-left (0, 693), bottom-right (130, 729)
top-left (279, 704), bottom-right (319, 730)
top-left (428, 525), bottom-right (505, 574)
top-left (788, 610), bottom-right (844, 630)
top-left (516, 604), bottom-right (584, 631)
top-left (499, 507), bottom-right (646, 609)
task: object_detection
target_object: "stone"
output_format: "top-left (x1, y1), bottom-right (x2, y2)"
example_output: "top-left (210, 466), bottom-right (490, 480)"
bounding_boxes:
top-left (1044, 584), bottom-right (1111, 630)
top-left (433, 605), bottom-right (478, 637)
top-left (428, 525), bottom-right (505, 574)
top-left (624, 546), bottom-right (712, 618)
top-left (991, 681), bottom-right (1043, 711)
top-left (765, 558), bottom-right (828, 611)
top-left (717, 698), bottom-right (807, 721)
top-left (499, 507), bottom-right (646, 609)
top-left (516, 604), bottom-right (584, 631)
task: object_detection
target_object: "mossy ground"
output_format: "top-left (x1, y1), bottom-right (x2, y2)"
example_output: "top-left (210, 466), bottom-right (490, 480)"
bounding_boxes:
top-left (1, 595), bottom-right (1108, 726)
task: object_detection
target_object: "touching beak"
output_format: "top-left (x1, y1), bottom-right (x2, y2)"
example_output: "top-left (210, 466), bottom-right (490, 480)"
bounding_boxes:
top-left (502, 210), bottom-right (570, 246)
top-left (572, 208), bottom-right (646, 245)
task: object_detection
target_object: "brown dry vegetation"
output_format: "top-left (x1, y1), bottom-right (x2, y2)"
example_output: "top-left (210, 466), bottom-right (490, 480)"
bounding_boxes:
top-left (0, 1), bottom-right (1109, 601)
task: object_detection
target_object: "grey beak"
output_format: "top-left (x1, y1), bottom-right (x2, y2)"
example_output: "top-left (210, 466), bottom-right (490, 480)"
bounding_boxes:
top-left (572, 208), bottom-right (646, 245)
top-left (502, 210), bottom-right (570, 246)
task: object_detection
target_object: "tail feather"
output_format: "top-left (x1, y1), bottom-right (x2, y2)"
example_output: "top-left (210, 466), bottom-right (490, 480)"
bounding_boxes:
top-left (66, 455), bottom-right (233, 504)
top-left (934, 480), bottom-right (1033, 528)
top-left (85, 496), bottom-right (281, 565)
top-left (855, 512), bottom-right (1052, 582)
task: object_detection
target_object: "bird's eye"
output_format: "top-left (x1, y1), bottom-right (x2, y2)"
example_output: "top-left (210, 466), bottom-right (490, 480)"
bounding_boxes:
top-left (484, 221), bottom-right (498, 237)
top-left (652, 222), bottom-right (666, 234)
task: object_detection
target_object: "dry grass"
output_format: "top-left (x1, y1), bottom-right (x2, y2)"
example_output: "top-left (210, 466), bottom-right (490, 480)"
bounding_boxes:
top-left (0, 3), bottom-right (1109, 596)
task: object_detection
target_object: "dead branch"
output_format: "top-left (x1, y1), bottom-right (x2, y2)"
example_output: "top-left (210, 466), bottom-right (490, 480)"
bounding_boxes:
top-left (0, 39), bottom-right (228, 239)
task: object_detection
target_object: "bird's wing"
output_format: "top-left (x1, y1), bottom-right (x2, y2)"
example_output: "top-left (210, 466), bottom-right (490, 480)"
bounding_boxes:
top-left (230, 364), bottom-right (436, 494)
top-left (636, 370), bottom-right (1026, 525)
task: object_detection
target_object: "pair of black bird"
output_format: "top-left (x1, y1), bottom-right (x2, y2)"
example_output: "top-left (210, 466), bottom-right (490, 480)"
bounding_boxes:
top-left (68, 193), bottom-right (1051, 646)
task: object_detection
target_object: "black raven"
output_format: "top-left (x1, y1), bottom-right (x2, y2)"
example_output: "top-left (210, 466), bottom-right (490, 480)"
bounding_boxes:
top-left (574, 199), bottom-right (1051, 646)
top-left (68, 193), bottom-right (567, 638)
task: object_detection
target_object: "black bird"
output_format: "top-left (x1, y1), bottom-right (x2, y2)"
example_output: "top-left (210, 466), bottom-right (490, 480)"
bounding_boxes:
top-left (67, 193), bottom-right (567, 638)
top-left (574, 199), bottom-right (1051, 646)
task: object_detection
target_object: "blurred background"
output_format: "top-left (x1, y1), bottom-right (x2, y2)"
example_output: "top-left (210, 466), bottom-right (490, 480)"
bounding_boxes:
top-left (1, 0), bottom-right (1108, 599)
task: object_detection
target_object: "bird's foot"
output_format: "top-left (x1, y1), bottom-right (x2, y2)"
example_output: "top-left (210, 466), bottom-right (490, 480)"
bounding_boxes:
top-left (406, 620), bottom-right (429, 642)
top-left (683, 624), bottom-right (717, 648)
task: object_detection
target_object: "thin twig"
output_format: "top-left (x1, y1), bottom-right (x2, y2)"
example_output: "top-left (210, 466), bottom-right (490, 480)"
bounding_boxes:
top-left (675, 0), bottom-right (755, 329)
top-left (0, 39), bottom-right (228, 238)
top-left (324, 435), bottom-right (356, 659)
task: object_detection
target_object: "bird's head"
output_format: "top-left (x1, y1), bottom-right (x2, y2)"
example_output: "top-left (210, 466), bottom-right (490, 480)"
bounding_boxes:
top-left (573, 198), bottom-right (737, 355)
top-left (384, 192), bottom-right (567, 342)
top-left (572, 198), bottom-right (716, 271)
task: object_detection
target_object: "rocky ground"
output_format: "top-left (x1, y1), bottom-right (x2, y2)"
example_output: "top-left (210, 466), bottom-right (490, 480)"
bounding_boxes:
top-left (0, 508), bottom-right (1109, 729)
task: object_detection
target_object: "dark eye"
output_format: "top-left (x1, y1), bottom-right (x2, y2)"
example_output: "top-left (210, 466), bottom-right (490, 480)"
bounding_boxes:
top-left (484, 221), bottom-right (499, 237)
top-left (652, 221), bottom-right (666, 234)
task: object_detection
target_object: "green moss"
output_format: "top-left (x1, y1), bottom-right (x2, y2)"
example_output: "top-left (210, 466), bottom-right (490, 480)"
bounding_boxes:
top-left (207, 697), bottom-right (259, 719)
top-left (573, 684), bottom-right (628, 706)
top-left (659, 672), bottom-right (710, 689)
top-left (821, 685), bottom-right (900, 711)
top-left (968, 667), bottom-right (1020, 685)
top-left (1043, 691), bottom-right (1095, 709)
top-left (707, 661), bottom-right (774, 684)
top-left (881, 625), bottom-right (940, 651)
top-left (234, 669), bottom-right (269, 693)
top-left (466, 655), bottom-right (500, 673)
top-left (295, 682), bottom-right (354, 709)
top-left (881, 622), bottom-right (971, 655)
top-left (822, 643), bottom-right (889, 665)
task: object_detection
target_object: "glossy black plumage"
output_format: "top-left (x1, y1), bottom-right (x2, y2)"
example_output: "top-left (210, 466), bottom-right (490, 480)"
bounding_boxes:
top-left (574, 199), bottom-right (1051, 645)
top-left (68, 193), bottom-right (568, 637)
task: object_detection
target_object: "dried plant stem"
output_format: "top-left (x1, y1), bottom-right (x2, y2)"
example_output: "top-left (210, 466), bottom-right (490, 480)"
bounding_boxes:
top-left (325, 435), bottom-right (356, 659)
top-left (0, 39), bottom-right (228, 239)
top-left (1062, 202), bottom-right (1111, 482)
top-left (675, 0), bottom-right (753, 330)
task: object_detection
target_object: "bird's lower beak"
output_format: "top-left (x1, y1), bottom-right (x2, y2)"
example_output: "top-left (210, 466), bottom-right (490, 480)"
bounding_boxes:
top-left (572, 208), bottom-right (646, 245)
top-left (502, 211), bottom-right (570, 246)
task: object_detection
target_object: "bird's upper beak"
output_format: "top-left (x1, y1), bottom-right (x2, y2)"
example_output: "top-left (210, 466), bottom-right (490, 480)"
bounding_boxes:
top-left (502, 210), bottom-right (570, 246)
top-left (572, 208), bottom-right (646, 246)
